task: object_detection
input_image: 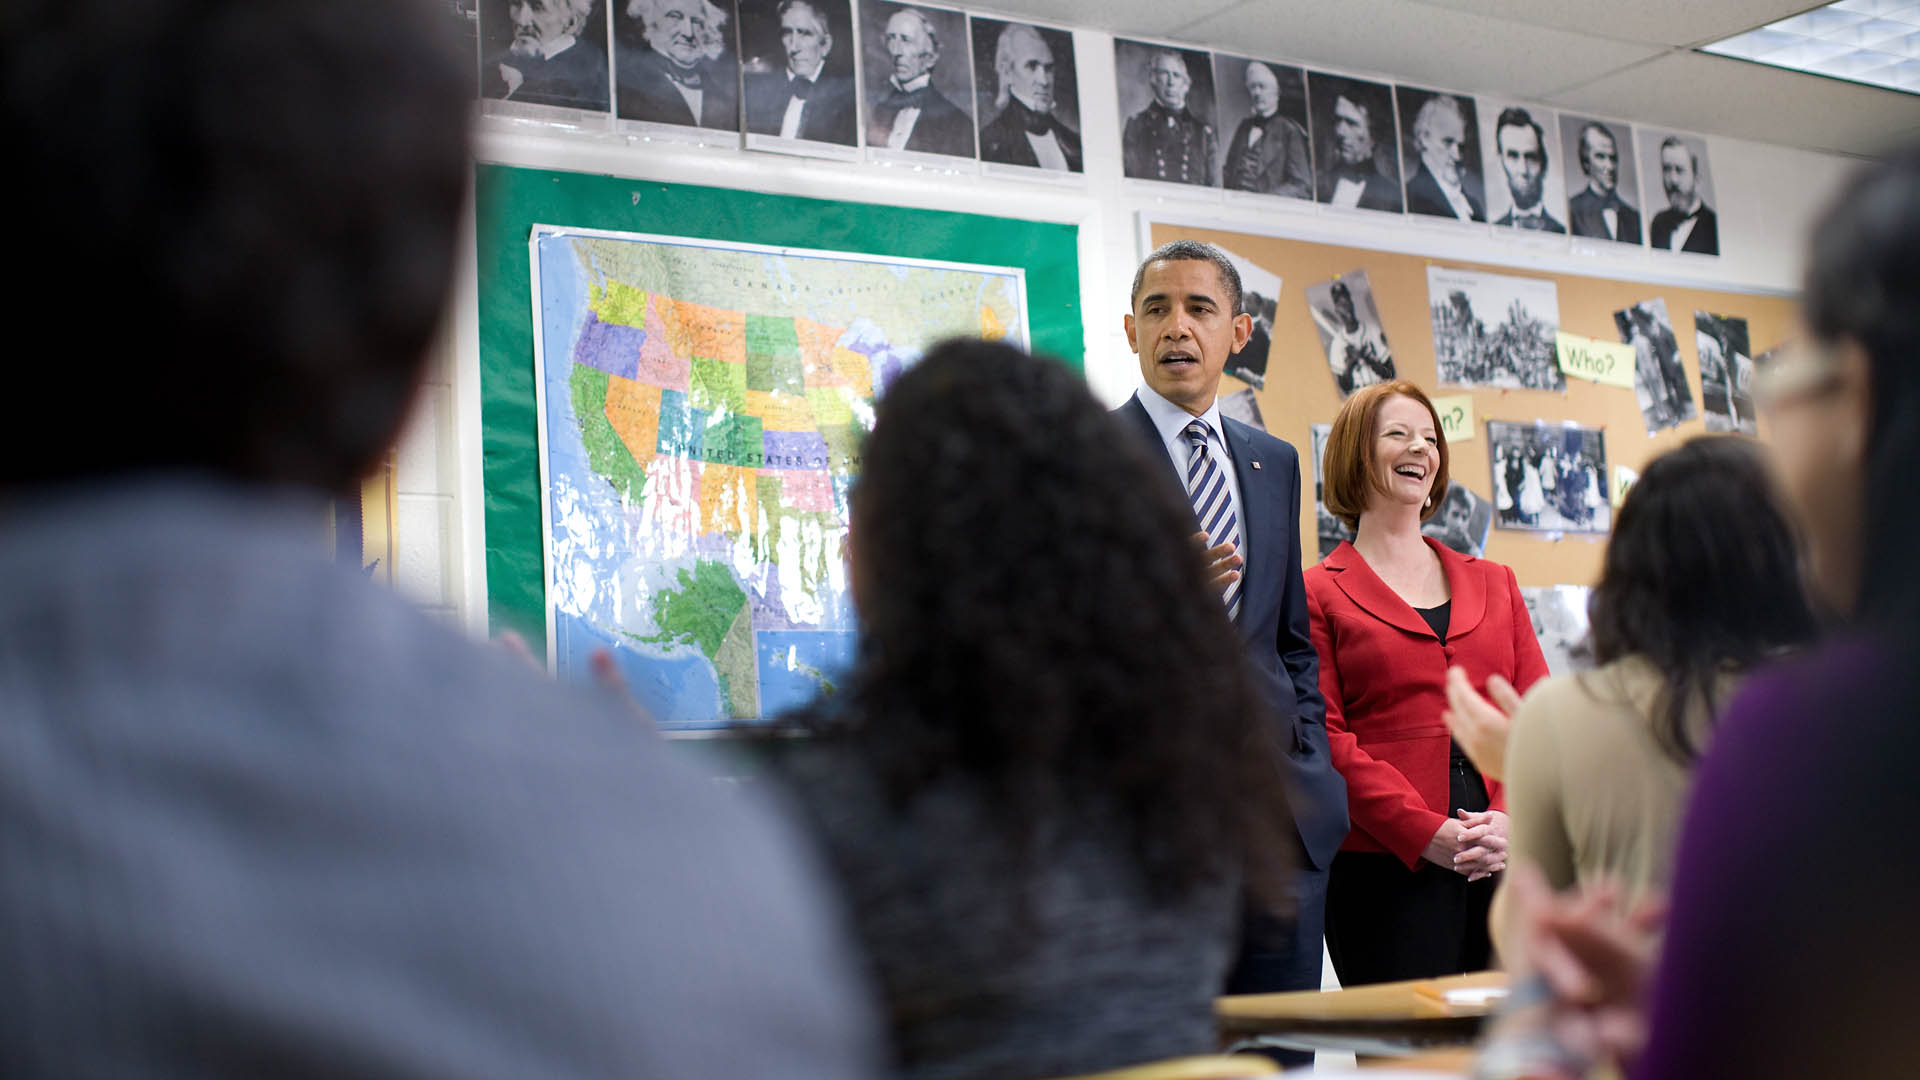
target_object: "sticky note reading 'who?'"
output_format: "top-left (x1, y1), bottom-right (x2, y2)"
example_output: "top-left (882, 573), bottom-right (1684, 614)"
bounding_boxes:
top-left (1555, 332), bottom-right (1637, 389)
top-left (1431, 394), bottom-right (1474, 443)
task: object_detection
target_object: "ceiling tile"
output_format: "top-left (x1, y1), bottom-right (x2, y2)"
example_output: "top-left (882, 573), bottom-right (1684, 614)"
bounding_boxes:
top-left (971, 0), bottom-right (1245, 38)
top-left (1545, 51), bottom-right (1920, 157)
top-left (1173, 0), bottom-right (1661, 99)
top-left (1398, 0), bottom-right (1819, 48)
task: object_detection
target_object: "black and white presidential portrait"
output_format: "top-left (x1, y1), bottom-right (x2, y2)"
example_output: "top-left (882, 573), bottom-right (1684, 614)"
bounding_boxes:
top-left (1561, 115), bottom-right (1641, 245)
top-left (1643, 130), bottom-right (1719, 255)
top-left (1115, 41), bottom-right (1218, 187)
top-left (1214, 55), bottom-right (1312, 199)
top-left (1695, 311), bottom-right (1756, 434)
top-left (614, 0), bottom-right (740, 130)
top-left (970, 18), bottom-right (1080, 172)
top-left (1520, 585), bottom-right (1593, 676)
top-left (739, 0), bottom-right (857, 147)
top-left (1309, 72), bottom-right (1402, 212)
top-left (1422, 482), bottom-right (1494, 558)
top-left (1479, 101), bottom-right (1568, 233)
top-left (480, 0), bottom-right (611, 112)
top-left (1310, 424), bottom-right (1356, 561)
top-left (1305, 269), bottom-right (1395, 398)
top-left (1218, 247), bottom-right (1282, 389)
top-left (1396, 87), bottom-right (1484, 223)
top-left (863, 2), bottom-right (976, 158)
top-left (1614, 298), bottom-right (1695, 434)
top-left (1489, 421), bottom-right (1610, 534)
top-left (1428, 265), bottom-right (1563, 391)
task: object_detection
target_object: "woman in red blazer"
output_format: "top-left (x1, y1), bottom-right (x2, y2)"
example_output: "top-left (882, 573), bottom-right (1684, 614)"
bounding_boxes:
top-left (1307, 381), bottom-right (1549, 986)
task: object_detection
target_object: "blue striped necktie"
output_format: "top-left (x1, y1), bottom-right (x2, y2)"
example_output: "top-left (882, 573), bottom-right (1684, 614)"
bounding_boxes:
top-left (1183, 419), bottom-right (1243, 620)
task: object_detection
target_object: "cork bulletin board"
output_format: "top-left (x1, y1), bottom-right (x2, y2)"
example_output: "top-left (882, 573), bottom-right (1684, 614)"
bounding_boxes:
top-left (1146, 219), bottom-right (1800, 590)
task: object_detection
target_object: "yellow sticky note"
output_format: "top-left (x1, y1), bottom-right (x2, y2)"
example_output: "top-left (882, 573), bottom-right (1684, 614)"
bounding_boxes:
top-left (1612, 464), bottom-right (1639, 509)
top-left (1432, 394), bottom-right (1475, 444)
top-left (1556, 332), bottom-right (1637, 389)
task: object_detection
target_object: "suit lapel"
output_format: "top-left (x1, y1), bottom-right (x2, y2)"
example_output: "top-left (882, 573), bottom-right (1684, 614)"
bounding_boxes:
top-left (1322, 541), bottom-right (1438, 640)
top-left (1119, 394), bottom-right (1186, 494)
top-left (1436, 538), bottom-right (1488, 638)
top-left (1220, 418), bottom-right (1268, 612)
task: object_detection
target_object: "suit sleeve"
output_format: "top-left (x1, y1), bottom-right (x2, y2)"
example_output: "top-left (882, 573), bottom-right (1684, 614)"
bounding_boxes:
top-left (1280, 124), bottom-right (1312, 198)
top-left (1309, 585), bottom-right (1449, 868)
top-left (1277, 446), bottom-right (1323, 732)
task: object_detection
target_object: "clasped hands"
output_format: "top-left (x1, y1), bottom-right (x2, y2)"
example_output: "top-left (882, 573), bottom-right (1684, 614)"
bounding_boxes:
top-left (1424, 808), bottom-right (1508, 881)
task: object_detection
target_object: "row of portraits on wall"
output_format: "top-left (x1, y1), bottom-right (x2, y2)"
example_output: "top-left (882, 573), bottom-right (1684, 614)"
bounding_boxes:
top-left (473, 1), bottom-right (1722, 254)
top-left (477, 0), bottom-right (1083, 173)
top-left (1115, 44), bottom-right (1721, 256)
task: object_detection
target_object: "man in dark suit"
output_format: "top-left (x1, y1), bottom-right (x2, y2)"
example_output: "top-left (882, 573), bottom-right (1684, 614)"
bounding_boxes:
top-left (1567, 121), bottom-right (1641, 244)
top-left (1492, 107), bottom-right (1566, 232)
top-left (1403, 93), bottom-right (1484, 221)
top-left (1316, 88), bottom-right (1400, 211)
top-left (868, 7), bottom-right (972, 156)
top-left (1116, 241), bottom-right (1350, 1061)
top-left (743, 0), bottom-right (857, 144)
top-left (0, 1), bottom-right (885, 1075)
top-left (483, 0), bottom-right (609, 110)
top-left (1223, 62), bottom-right (1310, 197)
top-left (1122, 50), bottom-right (1216, 186)
top-left (977, 22), bottom-right (1080, 171)
top-left (1651, 136), bottom-right (1720, 255)
top-left (616, 0), bottom-right (739, 128)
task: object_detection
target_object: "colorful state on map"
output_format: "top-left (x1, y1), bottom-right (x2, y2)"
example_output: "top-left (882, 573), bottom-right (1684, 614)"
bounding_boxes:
top-left (533, 230), bottom-right (1027, 730)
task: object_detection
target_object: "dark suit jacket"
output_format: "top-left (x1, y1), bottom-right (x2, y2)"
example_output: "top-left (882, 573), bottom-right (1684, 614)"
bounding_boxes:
top-left (872, 86), bottom-right (974, 157)
top-left (978, 97), bottom-right (1082, 171)
top-left (1651, 204), bottom-right (1719, 254)
top-left (1118, 395), bottom-right (1349, 872)
top-left (1306, 538), bottom-right (1549, 867)
top-left (1568, 187), bottom-right (1643, 244)
top-left (1404, 163), bottom-right (1485, 222)
top-left (615, 46), bottom-right (738, 129)
top-left (744, 70), bottom-right (857, 145)
top-left (483, 40), bottom-right (610, 112)
top-left (1223, 113), bottom-right (1312, 198)
top-left (1317, 165), bottom-right (1402, 212)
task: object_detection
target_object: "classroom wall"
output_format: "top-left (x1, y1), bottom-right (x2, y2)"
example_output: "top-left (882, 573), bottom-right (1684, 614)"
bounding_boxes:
top-left (391, 22), bottom-right (1865, 627)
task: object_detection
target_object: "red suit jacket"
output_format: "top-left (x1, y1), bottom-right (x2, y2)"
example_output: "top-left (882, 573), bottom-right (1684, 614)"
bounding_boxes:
top-left (1305, 538), bottom-right (1549, 868)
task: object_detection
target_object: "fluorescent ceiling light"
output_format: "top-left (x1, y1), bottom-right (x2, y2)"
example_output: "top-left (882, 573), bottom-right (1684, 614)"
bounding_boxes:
top-left (1702, 0), bottom-right (1920, 94)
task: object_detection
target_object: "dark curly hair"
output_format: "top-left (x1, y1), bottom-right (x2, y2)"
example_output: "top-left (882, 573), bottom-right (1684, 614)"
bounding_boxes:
top-left (1586, 436), bottom-right (1817, 763)
top-left (797, 338), bottom-right (1287, 902)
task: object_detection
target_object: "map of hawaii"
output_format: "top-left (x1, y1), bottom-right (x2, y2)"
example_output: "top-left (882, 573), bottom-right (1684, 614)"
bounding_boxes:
top-left (533, 228), bottom-right (1026, 730)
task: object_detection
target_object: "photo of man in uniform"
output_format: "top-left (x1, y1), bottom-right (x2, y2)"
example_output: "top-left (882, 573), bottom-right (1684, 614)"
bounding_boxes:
top-left (974, 19), bottom-right (1080, 172)
top-left (1117, 42), bottom-right (1217, 187)
top-left (742, 0), bottom-right (857, 145)
top-left (615, 0), bottom-right (739, 129)
top-left (864, 4), bottom-right (974, 157)
top-left (482, 0), bottom-right (610, 111)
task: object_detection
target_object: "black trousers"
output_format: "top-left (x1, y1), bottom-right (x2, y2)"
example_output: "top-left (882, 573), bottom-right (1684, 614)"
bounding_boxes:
top-left (1324, 746), bottom-right (1496, 987)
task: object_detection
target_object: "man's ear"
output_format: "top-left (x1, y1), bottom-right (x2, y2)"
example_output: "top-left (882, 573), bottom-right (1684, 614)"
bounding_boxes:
top-left (1124, 312), bottom-right (1139, 354)
top-left (1230, 311), bottom-right (1252, 354)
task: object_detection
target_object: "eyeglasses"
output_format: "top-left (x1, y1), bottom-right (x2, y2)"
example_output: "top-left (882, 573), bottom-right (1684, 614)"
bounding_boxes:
top-left (1754, 340), bottom-right (1841, 411)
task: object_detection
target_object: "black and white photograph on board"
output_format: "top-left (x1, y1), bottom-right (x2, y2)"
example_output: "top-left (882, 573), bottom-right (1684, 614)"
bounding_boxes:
top-left (1422, 482), bottom-right (1494, 557)
top-left (1561, 115), bottom-right (1642, 245)
top-left (1219, 247), bottom-right (1282, 389)
top-left (740, 0), bottom-right (858, 147)
top-left (1696, 311), bottom-right (1756, 434)
top-left (1309, 71), bottom-right (1403, 212)
top-left (1219, 387), bottom-right (1267, 432)
top-left (1643, 129), bottom-right (1720, 255)
top-left (970, 18), bottom-right (1080, 172)
top-left (1429, 266), bottom-right (1563, 391)
top-left (1311, 424), bottom-right (1357, 561)
top-left (615, 0), bottom-right (741, 130)
top-left (1521, 585), bottom-right (1594, 676)
top-left (1397, 86), bottom-right (1486, 223)
top-left (480, 0), bottom-right (611, 112)
top-left (1215, 55), bottom-right (1313, 199)
top-left (863, 2), bottom-right (976, 159)
top-left (1306, 269), bottom-right (1395, 398)
top-left (1615, 298), bottom-right (1696, 434)
top-left (1479, 100), bottom-right (1568, 232)
top-left (1115, 40), bottom-right (1219, 187)
top-left (1489, 420), bottom-right (1610, 534)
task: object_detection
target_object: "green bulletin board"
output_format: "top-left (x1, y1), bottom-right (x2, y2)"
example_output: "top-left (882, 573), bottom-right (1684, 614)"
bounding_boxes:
top-left (473, 164), bottom-right (1084, 647)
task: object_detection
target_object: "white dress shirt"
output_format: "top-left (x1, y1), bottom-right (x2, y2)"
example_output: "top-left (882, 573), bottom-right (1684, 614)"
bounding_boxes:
top-left (1137, 384), bottom-right (1246, 552)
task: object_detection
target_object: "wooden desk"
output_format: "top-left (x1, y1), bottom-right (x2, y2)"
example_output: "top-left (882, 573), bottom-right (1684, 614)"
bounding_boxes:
top-left (1216, 971), bottom-right (1505, 1058)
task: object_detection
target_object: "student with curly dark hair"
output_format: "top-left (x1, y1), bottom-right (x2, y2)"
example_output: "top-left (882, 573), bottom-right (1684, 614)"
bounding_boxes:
top-left (768, 338), bottom-right (1292, 1080)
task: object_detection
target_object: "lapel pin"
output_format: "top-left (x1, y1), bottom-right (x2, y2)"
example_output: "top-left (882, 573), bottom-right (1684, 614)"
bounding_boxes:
top-left (1252, 461), bottom-right (1262, 470)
